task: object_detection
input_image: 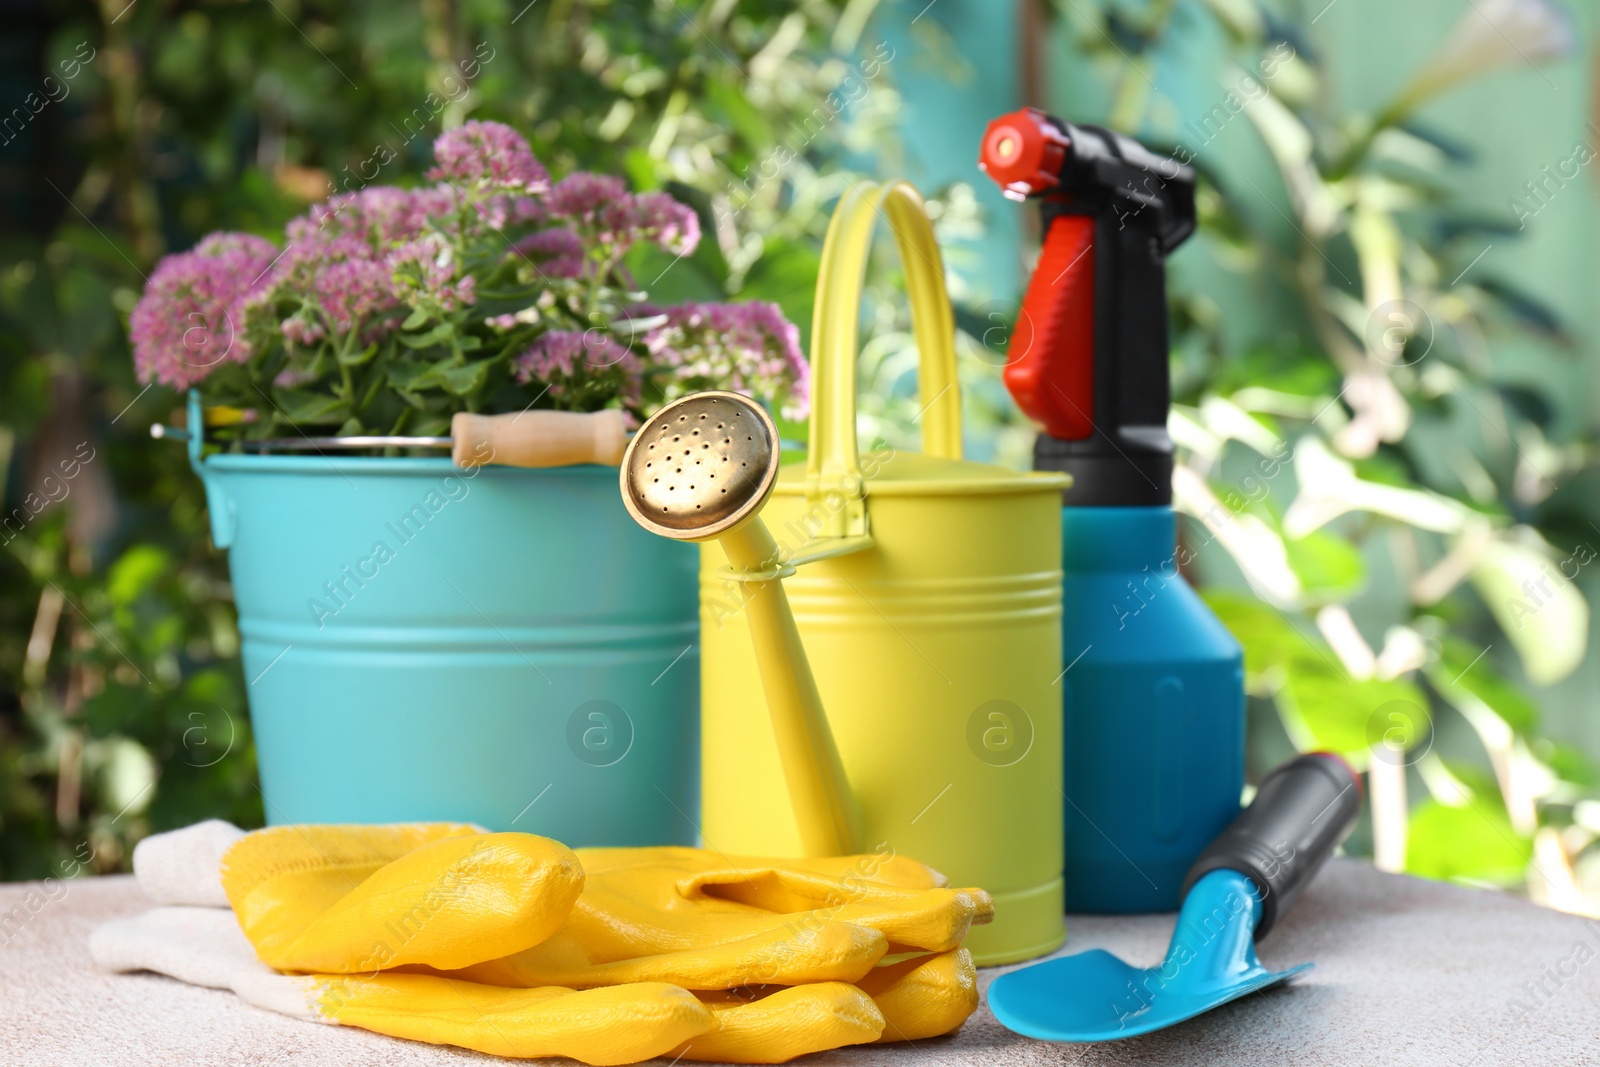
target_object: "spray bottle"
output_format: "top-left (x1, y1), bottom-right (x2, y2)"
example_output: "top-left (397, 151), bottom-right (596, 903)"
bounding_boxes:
top-left (978, 108), bottom-right (1244, 912)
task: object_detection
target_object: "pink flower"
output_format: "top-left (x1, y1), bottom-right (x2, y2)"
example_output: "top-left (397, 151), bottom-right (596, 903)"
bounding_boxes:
top-left (428, 121), bottom-right (549, 194)
top-left (130, 232), bottom-right (279, 388)
top-left (272, 365), bottom-right (317, 388)
top-left (258, 185), bottom-right (475, 347)
top-left (621, 191), bottom-right (701, 257)
top-left (388, 235), bottom-right (477, 312)
top-left (280, 313), bottom-right (323, 347)
top-left (194, 232), bottom-right (280, 262)
top-left (472, 192), bottom-right (547, 232)
top-left (285, 184), bottom-right (459, 253)
top-left (514, 328), bottom-right (641, 404)
top-left (547, 173), bottom-right (628, 223)
top-left (512, 228), bottom-right (586, 278)
top-left (643, 301), bottom-right (809, 419)
top-left (316, 258), bottom-right (402, 339)
top-left (251, 229), bottom-right (404, 347)
top-left (546, 174), bottom-right (701, 259)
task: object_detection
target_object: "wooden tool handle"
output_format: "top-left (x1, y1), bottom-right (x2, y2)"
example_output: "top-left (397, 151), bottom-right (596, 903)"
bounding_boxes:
top-left (451, 410), bottom-right (629, 469)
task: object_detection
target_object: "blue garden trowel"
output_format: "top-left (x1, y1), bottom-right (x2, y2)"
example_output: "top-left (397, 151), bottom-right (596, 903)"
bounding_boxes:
top-left (989, 752), bottom-right (1362, 1042)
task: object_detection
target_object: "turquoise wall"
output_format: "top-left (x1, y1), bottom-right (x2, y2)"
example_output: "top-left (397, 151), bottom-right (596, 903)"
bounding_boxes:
top-left (873, 0), bottom-right (1024, 302)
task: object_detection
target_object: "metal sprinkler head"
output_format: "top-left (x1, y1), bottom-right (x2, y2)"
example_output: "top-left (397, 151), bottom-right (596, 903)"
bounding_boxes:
top-left (620, 391), bottom-right (780, 541)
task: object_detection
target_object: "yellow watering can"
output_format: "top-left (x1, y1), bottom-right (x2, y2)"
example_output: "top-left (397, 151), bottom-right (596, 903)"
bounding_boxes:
top-left (621, 180), bottom-right (1069, 965)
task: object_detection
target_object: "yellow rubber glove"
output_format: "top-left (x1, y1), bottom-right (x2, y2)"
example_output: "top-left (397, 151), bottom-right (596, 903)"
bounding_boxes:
top-left (255, 973), bottom-right (888, 1065)
top-left (682, 982), bottom-right (885, 1064)
top-left (222, 823), bottom-right (583, 973)
top-left (856, 947), bottom-right (979, 1043)
top-left (219, 825), bottom-right (988, 1064)
top-left (666, 949), bottom-right (980, 1063)
top-left (223, 824), bottom-right (716, 1064)
top-left (455, 846), bottom-right (993, 990)
top-left (301, 975), bottom-right (714, 1064)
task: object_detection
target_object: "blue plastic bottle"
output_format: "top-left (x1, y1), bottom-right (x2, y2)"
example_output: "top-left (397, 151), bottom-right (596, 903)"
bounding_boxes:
top-left (1059, 506), bottom-right (1243, 911)
top-left (979, 109), bottom-right (1245, 912)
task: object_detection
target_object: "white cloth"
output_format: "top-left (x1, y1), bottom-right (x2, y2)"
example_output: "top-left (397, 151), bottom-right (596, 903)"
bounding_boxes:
top-left (92, 822), bottom-right (320, 1021)
top-left (88, 906), bottom-right (257, 990)
top-left (130, 819), bottom-right (243, 907)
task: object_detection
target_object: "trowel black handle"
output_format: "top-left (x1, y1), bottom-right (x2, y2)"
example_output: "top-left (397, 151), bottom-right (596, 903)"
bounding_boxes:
top-left (1180, 752), bottom-right (1361, 939)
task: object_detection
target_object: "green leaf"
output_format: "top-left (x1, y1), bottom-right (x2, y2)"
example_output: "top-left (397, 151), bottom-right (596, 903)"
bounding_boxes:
top-left (106, 545), bottom-right (171, 607)
top-left (1210, 346), bottom-right (1340, 398)
top-left (1431, 638), bottom-right (1540, 735)
top-left (386, 361), bottom-right (435, 392)
top-left (399, 323), bottom-right (456, 349)
top-left (1204, 589), bottom-right (1426, 758)
top-left (338, 341), bottom-right (378, 367)
top-left (1439, 759), bottom-right (1502, 801)
top-left (1284, 530), bottom-right (1366, 598)
top-left (622, 147), bottom-right (658, 191)
top-left (401, 306), bottom-right (430, 330)
top-left (1535, 740), bottom-right (1600, 790)
top-left (183, 667), bottom-right (239, 707)
top-left (1474, 276), bottom-right (1570, 342)
top-left (271, 391), bottom-right (348, 425)
top-left (1200, 589), bottom-right (1316, 680)
top-left (81, 684), bottom-right (155, 740)
top-left (1405, 799), bottom-right (1531, 887)
top-left (1280, 663), bottom-right (1426, 757)
top-left (1470, 539), bottom-right (1588, 685)
top-left (57, 267), bottom-right (117, 358)
top-left (438, 360), bottom-right (490, 397)
top-left (411, 414), bottom-right (451, 437)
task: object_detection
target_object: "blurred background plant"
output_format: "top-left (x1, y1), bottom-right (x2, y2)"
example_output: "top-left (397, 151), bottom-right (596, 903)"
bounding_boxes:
top-left (5, 0), bottom-right (1600, 918)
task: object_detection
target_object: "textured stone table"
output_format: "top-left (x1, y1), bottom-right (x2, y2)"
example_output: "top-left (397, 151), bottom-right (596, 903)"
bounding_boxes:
top-left (3, 858), bottom-right (1597, 1065)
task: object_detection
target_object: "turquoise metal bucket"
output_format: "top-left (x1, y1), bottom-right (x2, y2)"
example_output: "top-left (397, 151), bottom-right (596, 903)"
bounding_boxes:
top-left (187, 407), bottom-right (699, 844)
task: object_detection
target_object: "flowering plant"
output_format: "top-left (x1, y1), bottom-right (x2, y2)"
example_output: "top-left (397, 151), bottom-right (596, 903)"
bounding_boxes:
top-left (130, 121), bottom-right (808, 440)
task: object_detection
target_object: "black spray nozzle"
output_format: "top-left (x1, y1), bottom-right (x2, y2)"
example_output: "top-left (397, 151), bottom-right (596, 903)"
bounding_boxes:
top-left (979, 108), bottom-right (1197, 506)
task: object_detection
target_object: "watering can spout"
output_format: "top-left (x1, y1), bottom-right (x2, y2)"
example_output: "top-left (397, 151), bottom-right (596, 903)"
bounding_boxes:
top-left (620, 390), bottom-right (863, 857)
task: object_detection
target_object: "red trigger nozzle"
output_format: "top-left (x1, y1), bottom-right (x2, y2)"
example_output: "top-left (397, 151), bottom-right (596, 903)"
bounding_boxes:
top-left (979, 108), bottom-right (1070, 201)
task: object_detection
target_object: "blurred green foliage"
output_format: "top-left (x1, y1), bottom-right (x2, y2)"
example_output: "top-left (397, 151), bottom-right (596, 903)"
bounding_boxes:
top-left (0, 0), bottom-right (904, 880)
top-left (1050, 0), bottom-right (1600, 907)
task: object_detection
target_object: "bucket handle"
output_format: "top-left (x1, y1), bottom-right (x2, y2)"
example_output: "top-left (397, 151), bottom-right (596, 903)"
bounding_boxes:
top-left (805, 180), bottom-right (963, 540)
top-left (187, 389), bottom-right (237, 549)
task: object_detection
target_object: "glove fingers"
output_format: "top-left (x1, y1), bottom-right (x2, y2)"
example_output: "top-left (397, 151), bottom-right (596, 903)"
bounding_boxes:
top-left (458, 919), bottom-right (887, 990)
top-left (578, 847), bottom-right (948, 891)
top-left (857, 948), bottom-right (979, 1042)
top-left (240, 971), bottom-right (714, 1066)
top-left (827, 886), bottom-right (994, 953)
top-left (274, 833), bottom-right (584, 973)
top-left (766, 851), bottom-right (951, 889)
top-left (673, 983), bottom-right (885, 1064)
top-left (222, 822), bottom-right (481, 960)
top-left (680, 866), bottom-right (994, 953)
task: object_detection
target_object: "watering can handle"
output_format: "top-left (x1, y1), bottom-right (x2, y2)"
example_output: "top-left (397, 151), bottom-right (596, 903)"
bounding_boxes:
top-left (1179, 752), bottom-right (1362, 940)
top-left (807, 181), bottom-right (963, 537)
